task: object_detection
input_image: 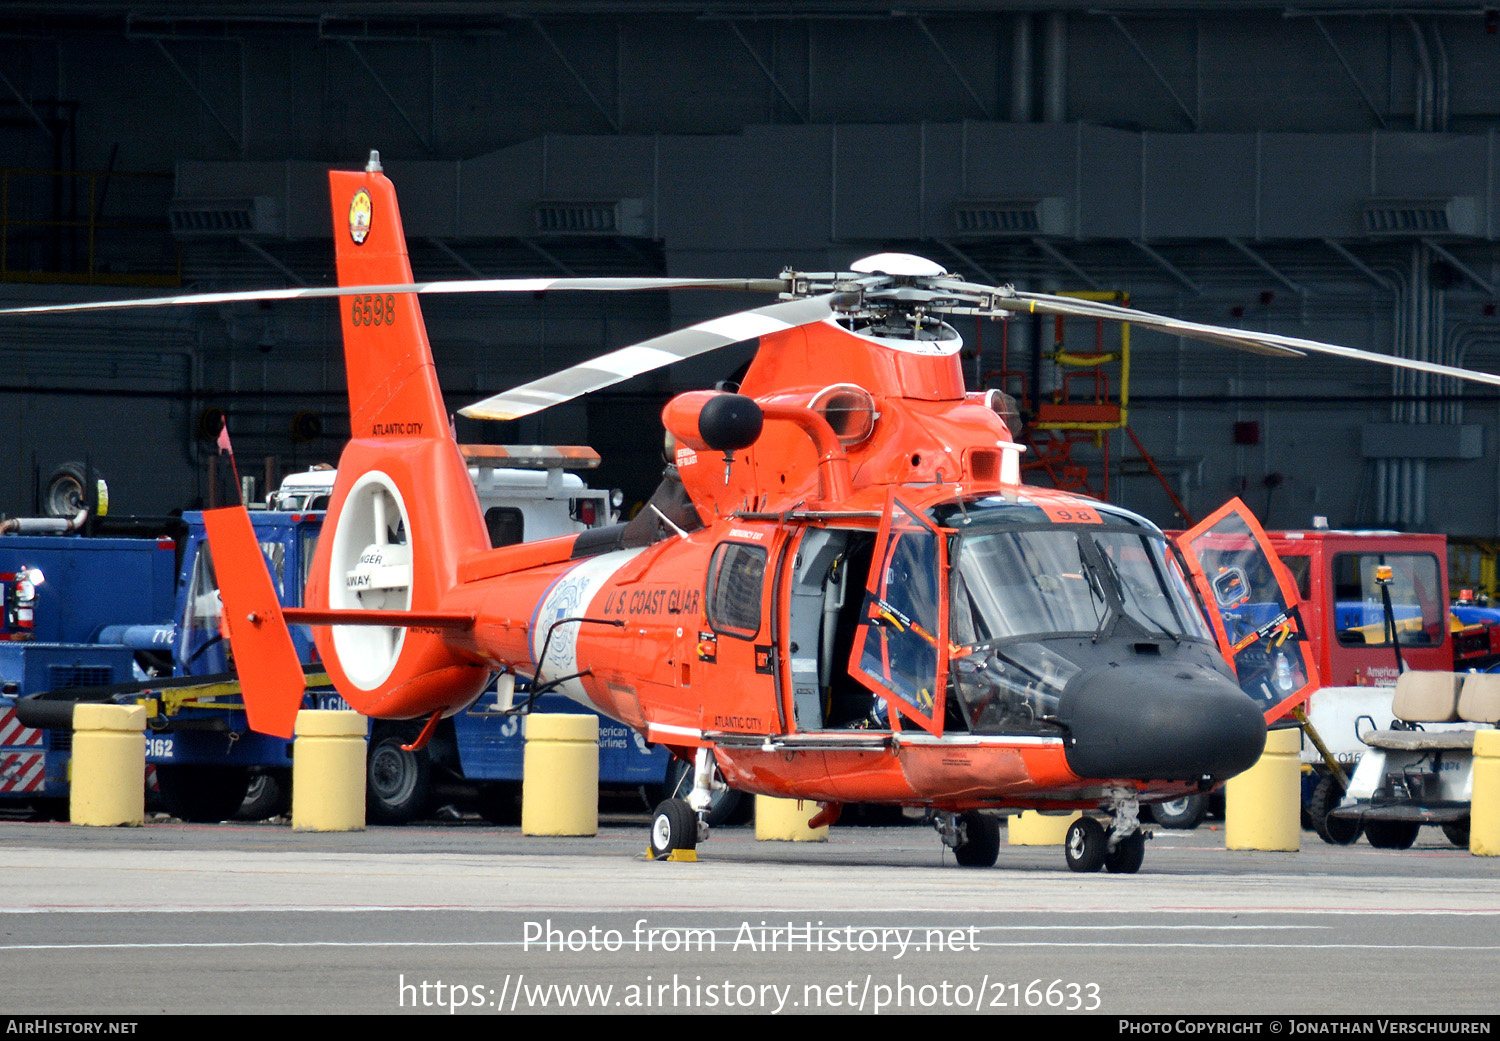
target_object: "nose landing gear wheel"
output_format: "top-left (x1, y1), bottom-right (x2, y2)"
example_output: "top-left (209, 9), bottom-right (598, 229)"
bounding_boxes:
top-left (953, 811), bottom-right (1001, 868)
top-left (1064, 816), bottom-right (1107, 873)
top-left (649, 798), bottom-right (699, 860)
top-left (1104, 829), bottom-right (1146, 874)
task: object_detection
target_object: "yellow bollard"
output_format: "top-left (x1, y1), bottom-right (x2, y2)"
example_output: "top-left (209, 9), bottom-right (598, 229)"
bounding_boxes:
top-left (1225, 726), bottom-right (1300, 851)
top-left (70, 703), bottom-right (145, 827)
top-left (522, 714), bottom-right (598, 836)
top-left (291, 710), bottom-right (367, 832)
top-left (1472, 731), bottom-right (1500, 856)
top-left (754, 796), bottom-right (829, 841)
top-left (1007, 810), bottom-right (1080, 846)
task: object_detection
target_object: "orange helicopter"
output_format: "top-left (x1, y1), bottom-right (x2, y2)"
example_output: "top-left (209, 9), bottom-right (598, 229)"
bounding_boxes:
top-left (10, 153), bottom-right (1500, 872)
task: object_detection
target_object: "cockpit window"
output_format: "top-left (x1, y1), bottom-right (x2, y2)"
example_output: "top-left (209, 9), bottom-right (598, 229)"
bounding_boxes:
top-left (949, 527), bottom-right (1206, 644)
top-left (950, 530), bottom-right (1107, 642)
top-left (1095, 532), bottom-right (1213, 642)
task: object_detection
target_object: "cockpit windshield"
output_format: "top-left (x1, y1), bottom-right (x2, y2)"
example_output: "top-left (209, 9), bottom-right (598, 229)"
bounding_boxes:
top-left (950, 527), bottom-right (1210, 645)
top-left (944, 521), bottom-right (1215, 736)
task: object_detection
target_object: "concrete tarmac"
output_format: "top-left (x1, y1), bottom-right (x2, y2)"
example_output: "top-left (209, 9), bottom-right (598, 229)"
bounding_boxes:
top-left (1, 815), bottom-right (1496, 1016)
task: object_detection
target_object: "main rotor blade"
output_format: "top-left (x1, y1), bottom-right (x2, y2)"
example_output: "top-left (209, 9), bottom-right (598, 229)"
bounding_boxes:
top-left (460, 292), bottom-right (841, 421)
top-left (989, 290), bottom-right (1500, 389)
top-left (0, 276), bottom-right (789, 318)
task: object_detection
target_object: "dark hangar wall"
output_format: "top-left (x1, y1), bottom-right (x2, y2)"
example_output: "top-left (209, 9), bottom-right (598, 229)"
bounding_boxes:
top-left (0, 3), bottom-right (1498, 536)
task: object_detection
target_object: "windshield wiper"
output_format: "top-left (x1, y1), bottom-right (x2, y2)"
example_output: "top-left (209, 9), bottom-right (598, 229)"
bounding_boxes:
top-left (1074, 542), bottom-right (1109, 640)
top-left (1095, 547), bottom-right (1181, 645)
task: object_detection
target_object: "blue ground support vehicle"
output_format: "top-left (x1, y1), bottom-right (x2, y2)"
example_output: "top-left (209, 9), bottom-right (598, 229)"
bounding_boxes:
top-left (0, 533), bottom-right (176, 815)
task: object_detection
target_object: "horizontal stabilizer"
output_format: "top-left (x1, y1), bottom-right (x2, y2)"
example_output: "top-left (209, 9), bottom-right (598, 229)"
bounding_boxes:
top-left (202, 506), bottom-right (309, 739)
top-left (283, 608), bottom-right (474, 630)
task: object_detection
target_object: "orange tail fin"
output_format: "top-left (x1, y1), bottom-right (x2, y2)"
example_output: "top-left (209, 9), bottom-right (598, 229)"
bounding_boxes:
top-left (329, 153), bottom-right (452, 442)
top-left (298, 155), bottom-right (491, 721)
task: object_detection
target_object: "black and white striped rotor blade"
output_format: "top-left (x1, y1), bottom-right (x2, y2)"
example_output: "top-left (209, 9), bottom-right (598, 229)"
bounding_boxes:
top-left (993, 290), bottom-right (1500, 388)
top-left (460, 293), bottom-right (841, 421)
top-left (0, 276), bottom-right (789, 318)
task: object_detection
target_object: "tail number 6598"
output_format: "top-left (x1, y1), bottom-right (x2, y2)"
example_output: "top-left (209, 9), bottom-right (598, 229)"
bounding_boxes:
top-left (351, 294), bottom-right (398, 326)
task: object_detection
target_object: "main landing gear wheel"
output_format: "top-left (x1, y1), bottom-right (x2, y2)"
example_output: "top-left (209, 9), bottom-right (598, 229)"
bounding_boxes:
top-left (953, 812), bottom-right (1001, 868)
top-left (655, 756), bottom-right (744, 828)
top-left (1103, 830), bottom-right (1146, 874)
top-left (1364, 819), bottom-right (1420, 850)
top-left (1309, 774), bottom-right (1362, 846)
top-left (649, 798), bottom-right (699, 860)
top-left (1064, 817), bottom-right (1108, 873)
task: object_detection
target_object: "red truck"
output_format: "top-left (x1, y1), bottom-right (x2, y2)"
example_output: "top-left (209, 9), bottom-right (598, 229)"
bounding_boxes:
top-left (1266, 528), bottom-right (1458, 687)
top-left (1152, 522), bottom-right (1492, 830)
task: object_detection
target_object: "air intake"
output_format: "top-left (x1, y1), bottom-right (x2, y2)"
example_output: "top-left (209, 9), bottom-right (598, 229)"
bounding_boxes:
top-left (1362, 197), bottom-right (1479, 237)
top-left (534, 199), bottom-right (647, 237)
top-left (953, 198), bottom-right (1070, 237)
top-left (168, 197), bottom-right (281, 237)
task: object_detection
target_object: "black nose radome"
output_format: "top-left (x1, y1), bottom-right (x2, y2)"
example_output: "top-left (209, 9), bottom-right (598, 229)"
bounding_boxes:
top-left (1056, 662), bottom-right (1267, 782)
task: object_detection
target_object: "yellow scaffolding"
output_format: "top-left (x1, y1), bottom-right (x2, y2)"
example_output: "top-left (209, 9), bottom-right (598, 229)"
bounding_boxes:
top-left (1, 167), bottom-right (180, 287)
top-left (986, 290), bottom-right (1193, 522)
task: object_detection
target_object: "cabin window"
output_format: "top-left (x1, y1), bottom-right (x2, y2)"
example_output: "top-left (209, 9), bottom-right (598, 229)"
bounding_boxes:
top-left (707, 542), bottom-right (766, 638)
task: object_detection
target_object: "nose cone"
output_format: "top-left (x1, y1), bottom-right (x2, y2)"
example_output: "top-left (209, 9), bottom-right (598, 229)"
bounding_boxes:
top-left (1056, 662), bottom-right (1267, 782)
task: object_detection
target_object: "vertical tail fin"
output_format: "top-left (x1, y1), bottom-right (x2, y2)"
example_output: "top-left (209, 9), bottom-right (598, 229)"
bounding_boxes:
top-left (299, 156), bottom-right (491, 720)
top-left (331, 153), bottom-right (451, 442)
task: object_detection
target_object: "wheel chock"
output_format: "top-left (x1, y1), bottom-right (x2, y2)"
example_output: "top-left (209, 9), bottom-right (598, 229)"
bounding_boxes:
top-left (643, 848), bottom-right (700, 862)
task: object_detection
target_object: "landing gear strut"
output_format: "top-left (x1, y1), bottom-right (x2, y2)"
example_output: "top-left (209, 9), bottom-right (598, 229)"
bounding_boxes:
top-left (649, 748), bottom-right (718, 860)
top-left (934, 811), bottom-right (1002, 868)
top-left (1066, 795), bottom-right (1150, 874)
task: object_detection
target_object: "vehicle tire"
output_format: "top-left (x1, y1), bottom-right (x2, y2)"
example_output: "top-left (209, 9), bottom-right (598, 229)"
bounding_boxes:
top-left (235, 769), bottom-right (291, 821)
top-left (27, 798), bottom-right (68, 822)
top-left (1441, 818), bottom-right (1471, 848)
top-left (649, 798), bottom-right (699, 860)
top-left (156, 764), bottom-right (252, 823)
top-left (953, 811), bottom-right (1001, 868)
top-left (1364, 819), bottom-right (1420, 850)
top-left (475, 782), bottom-right (521, 826)
top-left (1309, 774), bottom-right (1362, 846)
top-left (366, 734), bottom-right (432, 825)
top-left (1064, 816), bottom-right (1108, 873)
top-left (1148, 794), bottom-right (1210, 829)
top-left (44, 462), bottom-right (105, 518)
top-left (655, 756), bottom-right (744, 828)
top-left (1104, 829), bottom-right (1147, 874)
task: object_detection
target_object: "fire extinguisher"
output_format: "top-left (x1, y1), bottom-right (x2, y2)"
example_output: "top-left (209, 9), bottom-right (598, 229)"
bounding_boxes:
top-left (2, 567), bottom-right (43, 638)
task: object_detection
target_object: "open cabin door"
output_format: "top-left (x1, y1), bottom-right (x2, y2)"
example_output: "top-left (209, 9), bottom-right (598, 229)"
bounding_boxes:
top-left (848, 494), bottom-right (949, 735)
top-left (1174, 497), bottom-right (1320, 723)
